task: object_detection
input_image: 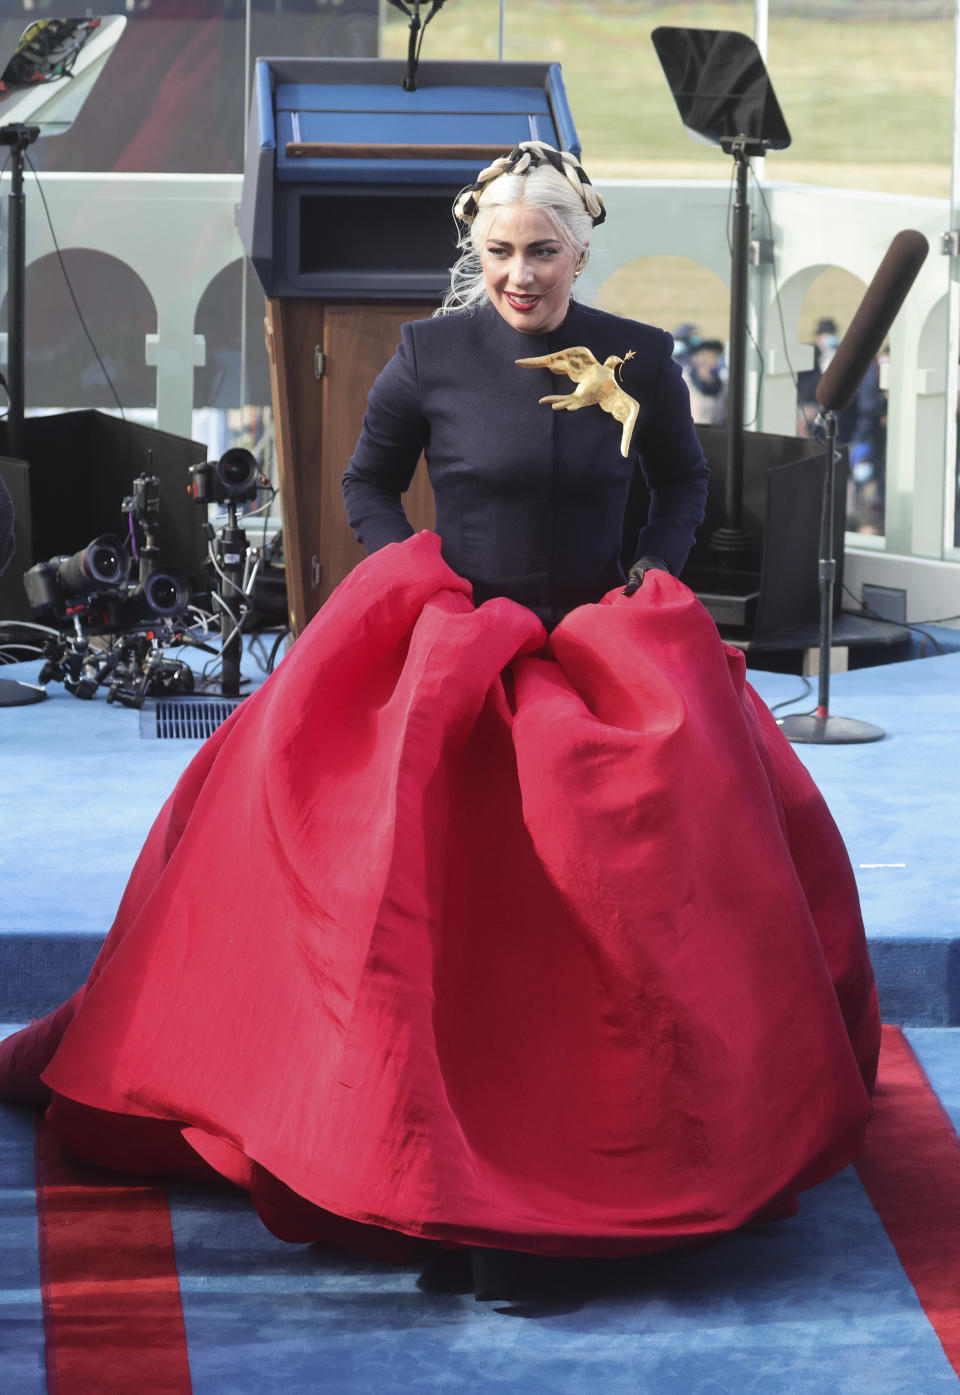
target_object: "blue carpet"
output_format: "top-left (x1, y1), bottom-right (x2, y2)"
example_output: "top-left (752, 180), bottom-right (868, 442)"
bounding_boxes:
top-left (0, 1100), bottom-right (45, 1395)
top-left (3, 1032), bottom-right (959, 1395)
top-left (747, 651), bottom-right (959, 937)
top-left (748, 652), bottom-right (960, 1025)
top-left (161, 1165), bottom-right (960, 1394)
top-left (12, 1086), bottom-right (943, 1395)
top-left (0, 663), bottom-right (265, 1019)
top-left (906, 1028), bottom-right (960, 1133)
top-left (4, 925), bottom-right (960, 1383)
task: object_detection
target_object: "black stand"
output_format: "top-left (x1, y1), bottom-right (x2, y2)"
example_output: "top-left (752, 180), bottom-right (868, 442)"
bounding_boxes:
top-left (0, 127), bottom-right (48, 706)
top-left (779, 410), bottom-right (884, 744)
top-left (216, 502), bottom-right (247, 698)
top-left (0, 674), bottom-right (45, 705)
top-left (710, 138), bottom-right (757, 570)
top-left (402, 1), bottom-right (423, 90)
top-left (389, 0), bottom-right (445, 92)
top-left (1, 123), bottom-right (39, 461)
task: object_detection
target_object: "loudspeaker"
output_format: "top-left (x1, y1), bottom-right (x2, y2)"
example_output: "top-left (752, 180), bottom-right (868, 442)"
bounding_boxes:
top-left (624, 426), bottom-right (845, 643)
top-left (0, 455), bottom-right (31, 623)
top-left (0, 412), bottom-right (207, 623)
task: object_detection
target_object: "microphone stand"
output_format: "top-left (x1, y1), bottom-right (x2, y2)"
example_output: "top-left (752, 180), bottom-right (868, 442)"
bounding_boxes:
top-left (402, 0), bottom-right (422, 91)
top-left (388, 0), bottom-right (446, 92)
top-left (0, 674), bottom-right (46, 705)
top-left (778, 410), bottom-right (883, 744)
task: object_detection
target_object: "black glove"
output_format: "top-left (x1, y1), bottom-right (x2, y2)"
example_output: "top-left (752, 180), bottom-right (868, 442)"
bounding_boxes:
top-left (622, 555), bottom-right (671, 597)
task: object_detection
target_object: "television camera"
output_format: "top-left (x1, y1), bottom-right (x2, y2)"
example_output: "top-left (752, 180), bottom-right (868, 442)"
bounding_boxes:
top-left (189, 447), bottom-right (268, 698)
top-left (188, 447), bottom-right (261, 507)
top-left (23, 469), bottom-right (194, 705)
top-left (21, 447), bottom-right (274, 706)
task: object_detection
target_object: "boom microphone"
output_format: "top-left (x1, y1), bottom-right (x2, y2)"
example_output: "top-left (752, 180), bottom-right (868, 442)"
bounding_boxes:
top-left (815, 229), bottom-right (929, 414)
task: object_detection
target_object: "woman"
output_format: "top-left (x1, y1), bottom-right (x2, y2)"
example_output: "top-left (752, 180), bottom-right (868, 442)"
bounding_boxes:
top-left (0, 144), bottom-right (879, 1302)
top-left (342, 141), bottom-right (710, 625)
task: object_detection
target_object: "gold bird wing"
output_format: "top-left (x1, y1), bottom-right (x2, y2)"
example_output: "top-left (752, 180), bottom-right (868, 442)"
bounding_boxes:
top-left (600, 387), bottom-right (640, 458)
top-left (514, 346), bottom-right (601, 382)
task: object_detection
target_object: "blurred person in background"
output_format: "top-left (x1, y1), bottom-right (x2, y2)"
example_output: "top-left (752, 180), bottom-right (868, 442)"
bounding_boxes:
top-left (846, 351), bottom-right (888, 535)
top-left (682, 337), bottom-right (728, 426)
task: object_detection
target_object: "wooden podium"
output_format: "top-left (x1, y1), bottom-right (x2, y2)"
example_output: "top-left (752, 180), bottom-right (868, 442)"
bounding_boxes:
top-left (263, 299), bottom-right (435, 629)
top-left (239, 57), bottom-right (581, 632)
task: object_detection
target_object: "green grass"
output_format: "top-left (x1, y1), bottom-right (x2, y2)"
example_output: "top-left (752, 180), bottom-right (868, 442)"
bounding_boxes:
top-left (383, 2), bottom-right (953, 341)
top-left (384, 1), bottom-right (955, 185)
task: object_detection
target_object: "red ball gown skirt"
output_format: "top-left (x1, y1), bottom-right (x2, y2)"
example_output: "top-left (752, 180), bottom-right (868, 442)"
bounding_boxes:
top-left (0, 533), bottom-right (880, 1258)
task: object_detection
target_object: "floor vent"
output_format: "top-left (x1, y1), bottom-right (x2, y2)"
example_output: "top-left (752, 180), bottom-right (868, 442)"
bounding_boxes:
top-left (140, 697), bottom-right (242, 740)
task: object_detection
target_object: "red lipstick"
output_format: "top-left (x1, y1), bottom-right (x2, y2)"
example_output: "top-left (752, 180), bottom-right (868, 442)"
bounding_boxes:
top-left (505, 293), bottom-right (541, 312)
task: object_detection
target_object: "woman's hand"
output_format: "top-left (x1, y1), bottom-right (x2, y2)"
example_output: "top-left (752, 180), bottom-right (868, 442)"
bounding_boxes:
top-left (623, 555), bottom-right (671, 596)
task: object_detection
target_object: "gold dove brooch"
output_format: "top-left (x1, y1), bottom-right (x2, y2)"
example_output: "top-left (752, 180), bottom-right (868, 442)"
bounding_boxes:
top-left (515, 346), bottom-right (640, 458)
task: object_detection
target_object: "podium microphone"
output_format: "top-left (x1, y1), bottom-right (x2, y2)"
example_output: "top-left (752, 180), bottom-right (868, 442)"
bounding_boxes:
top-left (816, 229), bottom-right (929, 414)
top-left (780, 228), bottom-right (928, 747)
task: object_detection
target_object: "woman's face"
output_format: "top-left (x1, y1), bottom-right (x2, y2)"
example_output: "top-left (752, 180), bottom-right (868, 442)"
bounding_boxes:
top-left (480, 205), bottom-right (579, 334)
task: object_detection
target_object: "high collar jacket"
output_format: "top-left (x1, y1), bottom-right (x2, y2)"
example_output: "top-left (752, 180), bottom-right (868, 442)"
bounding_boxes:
top-left (342, 300), bottom-right (709, 627)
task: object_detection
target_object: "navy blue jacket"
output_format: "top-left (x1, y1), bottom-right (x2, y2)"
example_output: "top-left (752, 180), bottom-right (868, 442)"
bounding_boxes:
top-left (342, 299), bottom-right (709, 627)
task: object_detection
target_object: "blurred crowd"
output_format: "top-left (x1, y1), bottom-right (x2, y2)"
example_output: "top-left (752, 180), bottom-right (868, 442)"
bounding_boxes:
top-left (796, 317), bottom-right (887, 536)
top-left (672, 318), bottom-right (888, 536)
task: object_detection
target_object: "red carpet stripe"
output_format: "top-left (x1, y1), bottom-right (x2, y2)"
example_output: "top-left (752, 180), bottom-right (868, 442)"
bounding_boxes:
top-left (35, 1117), bottom-right (193, 1395)
top-left (855, 1024), bottom-right (960, 1376)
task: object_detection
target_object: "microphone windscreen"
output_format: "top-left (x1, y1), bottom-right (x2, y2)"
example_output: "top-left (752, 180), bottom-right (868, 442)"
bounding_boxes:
top-left (815, 229), bottom-right (929, 414)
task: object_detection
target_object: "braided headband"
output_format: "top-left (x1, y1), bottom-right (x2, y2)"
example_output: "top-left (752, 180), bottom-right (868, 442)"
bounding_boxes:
top-left (454, 140), bottom-right (606, 228)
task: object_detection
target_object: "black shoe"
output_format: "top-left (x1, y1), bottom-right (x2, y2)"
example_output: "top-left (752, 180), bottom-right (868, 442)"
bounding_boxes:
top-left (415, 1247), bottom-right (473, 1294)
top-left (469, 1246), bottom-right (576, 1302)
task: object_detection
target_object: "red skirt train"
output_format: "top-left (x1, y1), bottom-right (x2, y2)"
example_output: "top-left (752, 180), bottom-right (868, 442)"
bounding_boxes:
top-left (0, 532), bottom-right (880, 1257)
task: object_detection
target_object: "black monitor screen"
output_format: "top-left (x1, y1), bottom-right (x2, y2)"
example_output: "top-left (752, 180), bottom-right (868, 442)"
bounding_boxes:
top-left (652, 27), bottom-right (790, 151)
top-left (299, 191), bottom-right (460, 277)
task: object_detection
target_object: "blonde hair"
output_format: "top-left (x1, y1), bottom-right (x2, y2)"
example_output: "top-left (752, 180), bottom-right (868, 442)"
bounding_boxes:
top-left (437, 149), bottom-right (602, 317)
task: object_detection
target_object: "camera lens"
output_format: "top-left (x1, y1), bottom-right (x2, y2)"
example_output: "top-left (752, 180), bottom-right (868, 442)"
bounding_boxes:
top-left (58, 535), bottom-right (131, 595)
top-left (216, 448), bottom-right (258, 497)
top-left (142, 569), bottom-right (188, 618)
top-left (222, 453), bottom-right (250, 484)
top-left (89, 543), bottom-right (122, 582)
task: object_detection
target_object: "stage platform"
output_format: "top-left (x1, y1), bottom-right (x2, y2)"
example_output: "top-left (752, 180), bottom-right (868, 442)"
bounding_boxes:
top-left (2, 642), bottom-right (959, 1391)
top-left (1, 643), bottom-right (957, 1025)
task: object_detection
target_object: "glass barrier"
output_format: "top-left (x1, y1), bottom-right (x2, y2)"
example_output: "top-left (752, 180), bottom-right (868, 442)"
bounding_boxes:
top-left (0, 0), bottom-right (379, 503)
top-left (0, 0), bottom-right (956, 571)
